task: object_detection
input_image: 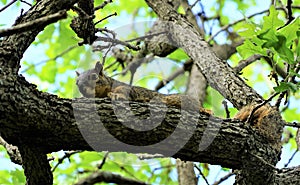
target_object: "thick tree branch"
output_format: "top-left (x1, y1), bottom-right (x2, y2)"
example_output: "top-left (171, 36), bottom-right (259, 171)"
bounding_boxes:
top-left (0, 69), bottom-right (292, 184)
top-left (0, 0), bottom-right (80, 183)
top-left (144, 0), bottom-right (285, 184)
top-left (0, 0), bottom-right (79, 72)
top-left (18, 144), bottom-right (52, 185)
top-left (144, 0), bottom-right (263, 109)
top-left (0, 72), bottom-right (277, 169)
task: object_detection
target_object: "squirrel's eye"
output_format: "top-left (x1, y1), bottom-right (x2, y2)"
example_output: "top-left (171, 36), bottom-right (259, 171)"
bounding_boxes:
top-left (90, 73), bottom-right (98, 80)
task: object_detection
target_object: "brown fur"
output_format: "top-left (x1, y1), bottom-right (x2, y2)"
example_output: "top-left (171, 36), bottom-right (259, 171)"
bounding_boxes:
top-left (76, 62), bottom-right (211, 115)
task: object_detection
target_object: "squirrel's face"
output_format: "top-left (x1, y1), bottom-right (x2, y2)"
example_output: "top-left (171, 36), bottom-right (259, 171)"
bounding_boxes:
top-left (76, 69), bottom-right (100, 98)
top-left (76, 62), bottom-right (106, 98)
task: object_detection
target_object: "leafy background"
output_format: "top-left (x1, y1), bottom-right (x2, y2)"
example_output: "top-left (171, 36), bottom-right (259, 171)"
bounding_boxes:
top-left (0, 0), bottom-right (299, 184)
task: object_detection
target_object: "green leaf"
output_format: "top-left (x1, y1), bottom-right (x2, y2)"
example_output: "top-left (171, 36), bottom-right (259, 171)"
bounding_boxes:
top-left (258, 29), bottom-right (278, 43)
top-left (0, 170), bottom-right (12, 184)
top-left (237, 39), bottom-right (267, 58)
top-left (167, 48), bottom-right (189, 61)
top-left (36, 24), bottom-right (55, 44)
top-left (40, 62), bottom-right (57, 83)
top-left (262, 5), bottom-right (284, 31)
top-left (274, 35), bottom-right (295, 64)
top-left (235, 22), bottom-right (259, 37)
top-left (1, 0), bottom-right (7, 5)
top-left (11, 169), bottom-right (25, 185)
top-left (296, 30), bottom-right (300, 60)
top-left (274, 82), bottom-right (298, 93)
top-left (279, 18), bottom-right (300, 45)
top-left (260, 31), bottom-right (295, 64)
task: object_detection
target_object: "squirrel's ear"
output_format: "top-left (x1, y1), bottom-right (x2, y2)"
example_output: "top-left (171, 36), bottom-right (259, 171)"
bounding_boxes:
top-left (76, 71), bottom-right (80, 76)
top-left (95, 61), bottom-right (103, 75)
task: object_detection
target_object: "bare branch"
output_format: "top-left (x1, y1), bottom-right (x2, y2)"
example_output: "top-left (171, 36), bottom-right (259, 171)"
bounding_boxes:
top-left (97, 152), bottom-right (109, 169)
top-left (0, 136), bottom-right (22, 165)
top-left (74, 171), bottom-right (149, 185)
top-left (0, 10), bottom-right (67, 37)
top-left (155, 59), bottom-right (193, 91)
top-left (94, 0), bottom-right (113, 11)
top-left (194, 164), bottom-right (209, 185)
top-left (21, 45), bottom-right (78, 73)
top-left (212, 172), bottom-right (234, 185)
top-left (96, 36), bottom-right (140, 51)
top-left (233, 54), bottom-right (262, 73)
top-left (94, 12), bottom-right (117, 25)
top-left (284, 149), bottom-right (298, 167)
top-left (285, 122), bottom-right (300, 128)
top-left (207, 6), bottom-right (300, 42)
top-left (0, 0), bottom-right (17, 13)
top-left (51, 151), bottom-right (81, 172)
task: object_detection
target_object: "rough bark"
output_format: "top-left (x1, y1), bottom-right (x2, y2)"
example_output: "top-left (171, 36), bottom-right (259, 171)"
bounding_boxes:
top-left (144, 0), bottom-right (262, 109)
top-left (0, 0), bottom-right (79, 72)
top-left (176, 159), bottom-right (197, 185)
top-left (0, 0), bottom-right (294, 184)
top-left (144, 0), bottom-right (284, 184)
top-left (0, 83), bottom-right (277, 169)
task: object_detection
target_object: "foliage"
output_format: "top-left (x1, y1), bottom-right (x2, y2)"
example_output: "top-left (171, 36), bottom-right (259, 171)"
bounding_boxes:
top-left (0, 0), bottom-right (300, 184)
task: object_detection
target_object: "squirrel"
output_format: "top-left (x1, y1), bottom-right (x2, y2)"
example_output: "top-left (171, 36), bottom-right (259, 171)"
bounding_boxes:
top-left (76, 62), bottom-right (211, 114)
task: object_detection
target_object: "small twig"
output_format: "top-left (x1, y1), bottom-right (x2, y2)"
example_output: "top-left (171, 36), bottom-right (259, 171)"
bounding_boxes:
top-left (185, 0), bottom-right (200, 12)
top-left (51, 151), bottom-right (80, 172)
top-left (0, 136), bottom-right (22, 165)
top-left (284, 149), bottom-right (298, 167)
top-left (284, 122), bottom-right (300, 128)
top-left (97, 27), bottom-right (116, 38)
top-left (0, 10), bottom-right (67, 37)
top-left (278, 0), bottom-right (289, 16)
top-left (97, 152), bottom-right (109, 169)
top-left (155, 68), bottom-right (184, 90)
top-left (94, 0), bottom-right (113, 11)
top-left (212, 172), bottom-right (234, 185)
top-left (111, 54), bottom-right (154, 78)
top-left (275, 91), bottom-right (288, 108)
top-left (125, 31), bottom-right (167, 42)
top-left (94, 12), bottom-right (117, 25)
top-left (20, 0), bottom-right (32, 7)
top-left (246, 92), bottom-right (279, 124)
top-left (207, 7), bottom-right (289, 42)
top-left (21, 45), bottom-right (77, 73)
top-left (222, 100), bottom-right (230, 118)
top-left (234, 54), bottom-right (262, 73)
top-left (194, 164), bottom-right (209, 185)
top-left (278, 0), bottom-right (295, 29)
top-left (96, 36), bottom-right (140, 50)
top-left (72, 6), bottom-right (94, 19)
top-left (0, 0), bottom-right (17, 13)
top-left (155, 59), bottom-right (193, 91)
top-left (102, 43), bottom-right (113, 65)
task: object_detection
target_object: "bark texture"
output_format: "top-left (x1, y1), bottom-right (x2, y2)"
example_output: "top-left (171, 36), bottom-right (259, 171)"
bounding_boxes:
top-left (0, 0), bottom-right (295, 184)
top-left (144, 0), bottom-right (284, 184)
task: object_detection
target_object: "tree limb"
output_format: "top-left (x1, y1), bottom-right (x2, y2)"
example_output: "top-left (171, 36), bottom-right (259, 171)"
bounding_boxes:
top-left (144, 0), bottom-right (263, 109)
top-left (0, 10), bottom-right (67, 37)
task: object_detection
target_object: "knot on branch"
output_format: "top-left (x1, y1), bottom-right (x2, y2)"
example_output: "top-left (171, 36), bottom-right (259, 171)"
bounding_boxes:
top-left (235, 104), bottom-right (284, 152)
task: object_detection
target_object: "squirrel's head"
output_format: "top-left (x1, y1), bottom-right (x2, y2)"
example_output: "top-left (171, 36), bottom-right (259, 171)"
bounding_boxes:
top-left (76, 62), bottom-right (103, 97)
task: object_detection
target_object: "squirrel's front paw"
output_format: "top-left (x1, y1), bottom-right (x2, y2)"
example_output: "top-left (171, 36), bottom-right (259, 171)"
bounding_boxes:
top-left (108, 92), bottom-right (128, 101)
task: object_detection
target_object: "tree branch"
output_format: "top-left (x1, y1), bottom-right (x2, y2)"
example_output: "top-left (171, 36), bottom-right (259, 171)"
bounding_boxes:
top-left (74, 171), bottom-right (148, 185)
top-left (144, 0), bottom-right (262, 109)
top-left (0, 0), bottom-right (79, 72)
top-left (0, 10), bottom-right (67, 37)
